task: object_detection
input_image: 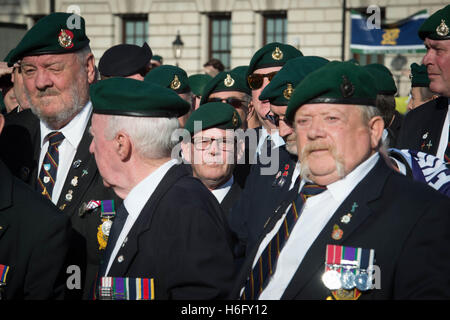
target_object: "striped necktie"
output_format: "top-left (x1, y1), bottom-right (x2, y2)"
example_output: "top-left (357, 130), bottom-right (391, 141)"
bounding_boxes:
top-left (241, 182), bottom-right (327, 300)
top-left (444, 125), bottom-right (449, 168)
top-left (37, 131), bottom-right (65, 200)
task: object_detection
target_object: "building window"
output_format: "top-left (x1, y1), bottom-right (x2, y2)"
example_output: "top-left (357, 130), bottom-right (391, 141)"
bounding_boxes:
top-left (209, 13), bottom-right (231, 70)
top-left (122, 15), bottom-right (148, 46)
top-left (263, 12), bottom-right (287, 45)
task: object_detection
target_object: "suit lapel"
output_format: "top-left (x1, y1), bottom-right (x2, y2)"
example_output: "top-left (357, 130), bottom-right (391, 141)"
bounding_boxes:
top-left (281, 158), bottom-right (391, 299)
top-left (56, 119), bottom-right (97, 215)
top-left (0, 161), bottom-right (13, 242)
top-left (417, 97), bottom-right (448, 155)
top-left (108, 164), bottom-right (190, 276)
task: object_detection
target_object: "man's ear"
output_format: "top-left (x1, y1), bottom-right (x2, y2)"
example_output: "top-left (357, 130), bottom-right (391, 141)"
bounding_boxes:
top-left (115, 131), bottom-right (132, 161)
top-left (246, 101), bottom-right (255, 121)
top-left (85, 53), bottom-right (96, 84)
top-left (0, 114), bottom-right (5, 135)
top-left (235, 136), bottom-right (245, 164)
top-left (368, 115), bottom-right (385, 149)
top-left (180, 140), bottom-right (192, 163)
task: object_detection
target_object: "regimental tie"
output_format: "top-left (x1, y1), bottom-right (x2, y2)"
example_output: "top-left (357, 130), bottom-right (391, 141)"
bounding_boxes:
top-left (241, 182), bottom-right (327, 300)
top-left (37, 131), bottom-right (65, 200)
top-left (444, 125), bottom-right (450, 169)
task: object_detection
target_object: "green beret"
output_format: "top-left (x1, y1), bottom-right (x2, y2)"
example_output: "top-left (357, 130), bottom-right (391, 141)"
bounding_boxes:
top-left (185, 102), bottom-right (242, 135)
top-left (363, 63), bottom-right (397, 95)
top-left (259, 56), bottom-right (329, 106)
top-left (0, 91), bottom-right (6, 112)
top-left (90, 77), bottom-right (190, 118)
top-left (188, 74), bottom-right (212, 97)
top-left (410, 63), bottom-right (430, 87)
top-left (6, 12), bottom-right (90, 66)
top-left (200, 66), bottom-right (251, 105)
top-left (144, 65), bottom-right (190, 94)
top-left (151, 55), bottom-right (163, 63)
top-left (286, 61), bottom-right (378, 122)
top-left (246, 42), bottom-right (303, 81)
top-left (418, 5), bottom-right (450, 40)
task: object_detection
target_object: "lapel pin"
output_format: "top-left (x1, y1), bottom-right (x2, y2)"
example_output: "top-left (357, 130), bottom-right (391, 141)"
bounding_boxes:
top-left (422, 132), bottom-right (429, 139)
top-left (72, 160), bottom-right (82, 169)
top-left (82, 169), bottom-right (88, 177)
top-left (71, 176), bottom-right (79, 187)
top-left (350, 202), bottom-right (358, 213)
top-left (44, 164), bottom-right (51, 171)
top-left (43, 176), bottom-right (50, 184)
top-left (59, 204), bottom-right (67, 210)
top-left (340, 213), bottom-right (352, 224)
top-left (331, 224), bottom-right (343, 240)
top-left (65, 190), bottom-right (73, 202)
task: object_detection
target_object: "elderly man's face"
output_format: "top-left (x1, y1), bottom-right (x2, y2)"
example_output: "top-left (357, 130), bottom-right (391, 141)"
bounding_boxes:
top-left (186, 128), bottom-right (239, 189)
top-left (250, 66), bottom-right (281, 131)
top-left (20, 52), bottom-right (94, 129)
top-left (422, 38), bottom-right (450, 97)
top-left (294, 104), bottom-right (383, 186)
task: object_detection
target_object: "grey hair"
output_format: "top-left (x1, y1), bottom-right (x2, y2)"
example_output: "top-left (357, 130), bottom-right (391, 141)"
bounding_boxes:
top-left (105, 115), bottom-right (180, 159)
top-left (356, 105), bottom-right (387, 151)
top-left (75, 45), bottom-right (92, 64)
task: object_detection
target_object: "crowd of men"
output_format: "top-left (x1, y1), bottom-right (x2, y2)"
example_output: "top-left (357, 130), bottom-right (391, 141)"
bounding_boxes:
top-left (0, 4), bottom-right (449, 300)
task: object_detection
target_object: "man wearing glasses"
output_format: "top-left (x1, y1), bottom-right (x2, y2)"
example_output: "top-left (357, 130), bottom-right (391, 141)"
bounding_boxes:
top-left (245, 42), bottom-right (303, 163)
top-left (182, 102), bottom-right (245, 217)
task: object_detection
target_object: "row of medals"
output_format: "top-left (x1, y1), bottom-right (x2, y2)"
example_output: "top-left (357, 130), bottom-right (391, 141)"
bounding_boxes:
top-left (322, 264), bottom-right (372, 291)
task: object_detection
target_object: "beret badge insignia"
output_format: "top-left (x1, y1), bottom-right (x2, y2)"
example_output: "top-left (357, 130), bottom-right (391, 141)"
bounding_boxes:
top-left (58, 29), bottom-right (74, 49)
top-left (436, 19), bottom-right (449, 37)
top-left (224, 74), bottom-right (235, 87)
top-left (272, 47), bottom-right (284, 61)
top-left (283, 83), bottom-right (294, 100)
top-left (340, 75), bottom-right (355, 98)
top-left (170, 75), bottom-right (181, 90)
top-left (232, 112), bottom-right (239, 128)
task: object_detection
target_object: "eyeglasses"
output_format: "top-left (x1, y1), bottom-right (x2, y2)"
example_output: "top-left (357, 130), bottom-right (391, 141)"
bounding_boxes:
top-left (247, 71), bottom-right (278, 90)
top-left (265, 111), bottom-right (290, 127)
top-left (207, 97), bottom-right (246, 109)
top-left (192, 137), bottom-right (235, 151)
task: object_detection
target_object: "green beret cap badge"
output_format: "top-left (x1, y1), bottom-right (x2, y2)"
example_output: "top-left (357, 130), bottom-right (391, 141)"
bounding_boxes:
top-left (340, 76), bottom-right (355, 98)
top-left (58, 29), bottom-right (74, 49)
top-left (232, 111), bottom-right (239, 127)
top-left (224, 74), bottom-right (235, 87)
top-left (170, 75), bottom-right (181, 90)
top-left (436, 19), bottom-right (449, 37)
top-left (272, 47), bottom-right (283, 61)
top-left (283, 83), bottom-right (294, 100)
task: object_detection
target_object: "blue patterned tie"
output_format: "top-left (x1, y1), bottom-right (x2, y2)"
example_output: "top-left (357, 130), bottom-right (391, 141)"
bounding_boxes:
top-left (37, 131), bottom-right (65, 200)
top-left (241, 183), bottom-right (327, 300)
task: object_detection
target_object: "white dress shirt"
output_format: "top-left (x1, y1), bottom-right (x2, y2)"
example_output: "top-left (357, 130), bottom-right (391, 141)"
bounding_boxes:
top-left (105, 159), bottom-right (178, 276)
top-left (435, 99), bottom-right (449, 161)
top-left (246, 153), bottom-right (380, 300)
top-left (38, 102), bottom-right (92, 205)
top-left (255, 127), bottom-right (285, 157)
top-left (211, 176), bottom-right (234, 203)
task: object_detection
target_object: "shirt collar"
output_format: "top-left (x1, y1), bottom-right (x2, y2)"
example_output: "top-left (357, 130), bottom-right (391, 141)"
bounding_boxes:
top-left (40, 101), bottom-right (92, 149)
top-left (123, 159), bottom-right (178, 219)
top-left (211, 175), bottom-right (234, 203)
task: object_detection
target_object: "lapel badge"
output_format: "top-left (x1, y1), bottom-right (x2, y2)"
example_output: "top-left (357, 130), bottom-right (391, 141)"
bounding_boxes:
top-left (340, 213), bottom-right (352, 224)
top-left (350, 202), bottom-right (358, 213)
top-left (65, 190), bottom-right (73, 202)
top-left (82, 169), bottom-right (88, 177)
top-left (340, 75), bottom-right (355, 98)
top-left (436, 19), bottom-right (449, 37)
top-left (422, 132), bottom-right (429, 140)
top-left (224, 74), bottom-right (235, 87)
top-left (71, 176), bottom-right (79, 187)
top-left (272, 46), bottom-right (283, 60)
top-left (73, 159), bottom-right (82, 169)
top-left (43, 176), bottom-right (50, 184)
top-left (58, 29), bottom-right (74, 49)
top-left (59, 204), bottom-right (67, 210)
top-left (170, 75), bottom-right (181, 90)
top-left (426, 140), bottom-right (433, 150)
top-left (44, 164), bottom-right (51, 171)
top-left (331, 224), bottom-right (343, 240)
top-left (283, 83), bottom-right (294, 100)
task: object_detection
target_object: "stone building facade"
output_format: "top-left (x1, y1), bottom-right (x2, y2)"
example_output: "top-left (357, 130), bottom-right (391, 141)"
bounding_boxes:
top-left (0, 0), bottom-right (448, 96)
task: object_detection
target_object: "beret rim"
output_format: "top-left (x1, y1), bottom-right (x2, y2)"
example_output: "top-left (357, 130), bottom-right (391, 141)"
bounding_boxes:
top-left (93, 109), bottom-right (187, 118)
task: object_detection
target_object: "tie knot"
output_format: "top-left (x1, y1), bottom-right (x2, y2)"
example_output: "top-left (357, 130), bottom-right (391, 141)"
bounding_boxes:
top-left (300, 183), bottom-right (327, 198)
top-left (48, 131), bottom-right (65, 145)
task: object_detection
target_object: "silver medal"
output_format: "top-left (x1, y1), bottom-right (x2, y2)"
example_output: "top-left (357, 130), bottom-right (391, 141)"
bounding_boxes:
top-left (355, 272), bottom-right (372, 291)
top-left (341, 269), bottom-right (356, 290)
top-left (101, 219), bottom-right (113, 237)
top-left (322, 269), bottom-right (342, 290)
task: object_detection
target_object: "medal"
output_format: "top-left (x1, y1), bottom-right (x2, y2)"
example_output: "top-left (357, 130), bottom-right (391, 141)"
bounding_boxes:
top-left (322, 244), bottom-right (342, 290)
top-left (355, 248), bottom-right (375, 291)
top-left (98, 277), bottom-right (155, 300)
top-left (341, 269), bottom-right (356, 290)
top-left (97, 200), bottom-right (116, 250)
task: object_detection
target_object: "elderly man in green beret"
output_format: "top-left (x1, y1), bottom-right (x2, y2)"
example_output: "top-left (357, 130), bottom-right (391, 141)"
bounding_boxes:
top-left (181, 102), bottom-right (245, 216)
top-left (90, 78), bottom-right (235, 300)
top-left (246, 42), bottom-right (303, 162)
top-left (0, 12), bottom-right (121, 299)
top-left (200, 66), bottom-right (252, 130)
top-left (231, 61), bottom-right (450, 300)
top-left (145, 64), bottom-right (193, 127)
top-left (406, 63), bottom-right (439, 111)
top-left (396, 5), bottom-right (449, 163)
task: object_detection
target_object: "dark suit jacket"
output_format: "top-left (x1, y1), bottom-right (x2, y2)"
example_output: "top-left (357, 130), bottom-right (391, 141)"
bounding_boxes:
top-left (221, 180), bottom-right (242, 217)
top-left (0, 160), bottom-right (70, 300)
top-left (396, 96), bottom-right (448, 155)
top-left (0, 109), bottom-right (121, 299)
top-left (229, 146), bottom-right (297, 258)
top-left (106, 164), bottom-right (235, 299)
top-left (231, 157), bottom-right (450, 299)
